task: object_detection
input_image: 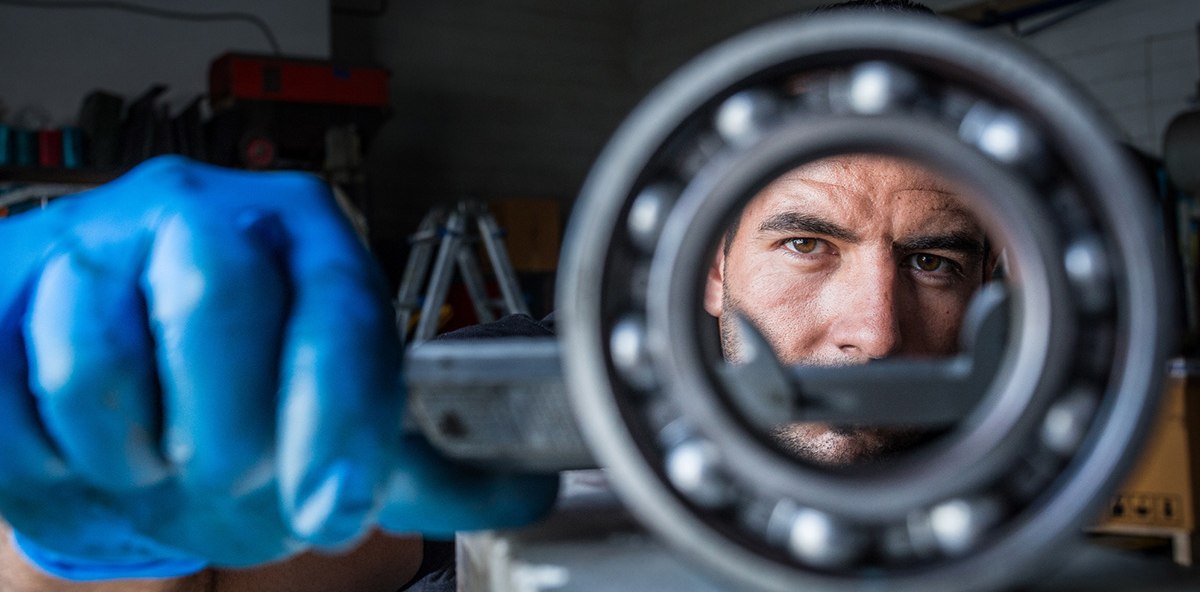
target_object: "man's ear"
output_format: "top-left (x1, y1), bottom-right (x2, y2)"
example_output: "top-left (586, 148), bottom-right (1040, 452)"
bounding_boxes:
top-left (704, 247), bottom-right (725, 318)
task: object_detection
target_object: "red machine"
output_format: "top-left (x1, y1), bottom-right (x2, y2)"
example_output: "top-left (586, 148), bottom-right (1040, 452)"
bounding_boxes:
top-left (207, 53), bottom-right (390, 170)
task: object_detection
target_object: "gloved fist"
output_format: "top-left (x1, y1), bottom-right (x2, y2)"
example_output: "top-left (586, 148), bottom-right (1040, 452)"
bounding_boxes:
top-left (0, 157), bottom-right (556, 580)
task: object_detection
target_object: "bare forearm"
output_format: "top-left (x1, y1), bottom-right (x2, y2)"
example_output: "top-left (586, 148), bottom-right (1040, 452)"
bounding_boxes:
top-left (0, 519), bottom-right (209, 592)
top-left (0, 519), bottom-right (422, 592)
top-left (212, 532), bottom-right (423, 592)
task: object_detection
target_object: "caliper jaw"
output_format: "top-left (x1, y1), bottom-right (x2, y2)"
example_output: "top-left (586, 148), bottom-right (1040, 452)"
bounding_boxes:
top-left (721, 282), bottom-right (1010, 429)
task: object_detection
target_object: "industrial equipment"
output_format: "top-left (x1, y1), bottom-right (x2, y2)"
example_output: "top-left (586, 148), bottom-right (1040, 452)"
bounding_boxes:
top-left (406, 12), bottom-right (1178, 592)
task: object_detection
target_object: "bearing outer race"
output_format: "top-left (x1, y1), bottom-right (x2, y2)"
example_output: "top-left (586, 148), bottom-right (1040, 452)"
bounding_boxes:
top-left (559, 13), bottom-right (1173, 592)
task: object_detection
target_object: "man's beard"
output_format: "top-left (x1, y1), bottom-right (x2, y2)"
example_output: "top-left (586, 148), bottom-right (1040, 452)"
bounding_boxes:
top-left (720, 288), bottom-right (940, 468)
top-left (768, 422), bottom-right (943, 467)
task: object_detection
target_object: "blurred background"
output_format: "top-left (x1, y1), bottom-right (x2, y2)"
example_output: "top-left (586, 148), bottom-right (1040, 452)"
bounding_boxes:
top-left (4, 0), bottom-right (1200, 569)
top-left (1, 0), bottom-right (1197, 320)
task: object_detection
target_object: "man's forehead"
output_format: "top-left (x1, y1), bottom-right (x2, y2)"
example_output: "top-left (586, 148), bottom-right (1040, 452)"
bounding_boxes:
top-left (775, 154), bottom-right (959, 195)
top-left (754, 156), bottom-right (975, 217)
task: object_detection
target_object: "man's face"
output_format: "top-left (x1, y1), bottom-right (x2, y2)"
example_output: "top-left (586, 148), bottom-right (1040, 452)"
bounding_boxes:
top-left (704, 154), bottom-right (988, 466)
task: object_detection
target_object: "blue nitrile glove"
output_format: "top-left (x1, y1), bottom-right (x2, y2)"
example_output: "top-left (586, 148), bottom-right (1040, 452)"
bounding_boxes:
top-left (0, 156), bottom-right (557, 580)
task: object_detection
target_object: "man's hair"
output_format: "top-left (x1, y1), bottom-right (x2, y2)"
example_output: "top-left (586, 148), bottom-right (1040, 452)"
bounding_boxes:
top-left (809, 0), bottom-right (935, 15)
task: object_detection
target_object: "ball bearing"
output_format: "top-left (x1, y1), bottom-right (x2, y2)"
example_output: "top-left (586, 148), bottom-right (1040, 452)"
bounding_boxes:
top-left (559, 12), bottom-right (1173, 592)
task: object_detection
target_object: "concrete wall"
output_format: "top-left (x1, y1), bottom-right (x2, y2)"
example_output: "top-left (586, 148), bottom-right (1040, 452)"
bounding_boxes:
top-left (0, 0), bottom-right (328, 127)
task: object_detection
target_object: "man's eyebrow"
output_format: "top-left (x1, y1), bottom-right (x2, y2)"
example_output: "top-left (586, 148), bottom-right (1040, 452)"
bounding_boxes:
top-left (896, 232), bottom-right (986, 255)
top-left (756, 212), bottom-right (859, 242)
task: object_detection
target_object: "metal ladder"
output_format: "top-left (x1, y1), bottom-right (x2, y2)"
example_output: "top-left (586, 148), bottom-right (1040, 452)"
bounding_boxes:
top-left (395, 200), bottom-right (530, 346)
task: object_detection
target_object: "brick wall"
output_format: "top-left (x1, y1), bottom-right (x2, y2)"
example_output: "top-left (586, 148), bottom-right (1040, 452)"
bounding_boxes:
top-left (626, 0), bottom-right (1200, 153)
top-left (1019, 0), bottom-right (1200, 154)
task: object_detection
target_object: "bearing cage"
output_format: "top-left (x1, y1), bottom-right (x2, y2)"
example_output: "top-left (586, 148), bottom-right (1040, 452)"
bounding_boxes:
top-left (560, 13), bottom-right (1171, 592)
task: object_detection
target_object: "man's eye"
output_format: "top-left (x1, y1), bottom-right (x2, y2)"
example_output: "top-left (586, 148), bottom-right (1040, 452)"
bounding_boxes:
top-left (908, 253), bottom-right (952, 273)
top-left (785, 238), bottom-right (824, 254)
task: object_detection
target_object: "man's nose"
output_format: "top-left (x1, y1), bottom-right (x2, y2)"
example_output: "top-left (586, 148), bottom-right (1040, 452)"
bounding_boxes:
top-left (829, 262), bottom-right (902, 360)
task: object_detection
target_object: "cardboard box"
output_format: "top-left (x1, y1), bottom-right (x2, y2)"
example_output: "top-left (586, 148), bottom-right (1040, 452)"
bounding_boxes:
top-left (1094, 359), bottom-right (1200, 564)
top-left (486, 198), bottom-right (562, 273)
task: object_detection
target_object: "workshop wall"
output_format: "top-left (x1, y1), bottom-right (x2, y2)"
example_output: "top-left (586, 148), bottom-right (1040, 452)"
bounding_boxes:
top-left (625, 0), bottom-right (1200, 154)
top-left (0, 0), bottom-right (328, 127)
top-left (345, 0), bottom-right (638, 250)
top-left (1018, 0), bottom-right (1200, 155)
top-left (350, 0), bottom-right (1200, 281)
top-left (628, 0), bottom-right (810, 93)
top-left (624, 0), bottom-right (974, 94)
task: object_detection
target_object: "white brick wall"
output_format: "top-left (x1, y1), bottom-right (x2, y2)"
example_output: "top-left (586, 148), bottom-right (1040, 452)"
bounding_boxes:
top-left (1013, 0), bottom-right (1200, 154)
top-left (626, 0), bottom-right (1200, 154)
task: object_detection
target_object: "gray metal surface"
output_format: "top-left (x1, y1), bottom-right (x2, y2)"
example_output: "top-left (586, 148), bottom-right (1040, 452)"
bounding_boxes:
top-left (394, 206), bottom-right (444, 343)
top-left (460, 472), bottom-right (1200, 592)
top-left (475, 206), bottom-right (531, 318)
top-left (414, 207), bottom-right (467, 344)
top-left (722, 282), bottom-right (1009, 428)
top-left (405, 290), bottom-right (1011, 471)
top-left (406, 338), bottom-right (592, 471)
